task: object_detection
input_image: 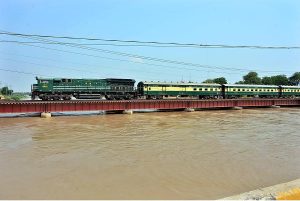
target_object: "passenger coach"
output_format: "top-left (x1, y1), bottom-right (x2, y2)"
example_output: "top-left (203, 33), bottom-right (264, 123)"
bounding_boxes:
top-left (137, 81), bottom-right (222, 99)
top-left (279, 85), bottom-right (300, 97)
top-left (222, 84), bottom-right (279, 98)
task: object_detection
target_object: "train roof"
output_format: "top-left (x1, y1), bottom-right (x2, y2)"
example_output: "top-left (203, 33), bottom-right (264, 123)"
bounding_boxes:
top-left (139, 81), bottom-right (221, 86)
top-left (279, 85), bottom-right (300, 88)
top-left (223, 84), bottom-right (278, 88)
top-left (36, 77), bottom-right (135, 82)
top-left (105, 78), bottom-right (136, 82)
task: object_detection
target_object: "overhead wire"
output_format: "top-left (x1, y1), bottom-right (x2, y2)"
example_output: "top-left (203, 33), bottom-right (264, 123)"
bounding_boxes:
top-left (0, 30), bottom-right (293, 74)
top-left (0, 39), bottom-right (243, 76)
top-left (1, 31), bottom-right (300, 49)
top-left (0, 56), bottom-right (192, 78)
top-left (0, 67), bottom-right (49, 77)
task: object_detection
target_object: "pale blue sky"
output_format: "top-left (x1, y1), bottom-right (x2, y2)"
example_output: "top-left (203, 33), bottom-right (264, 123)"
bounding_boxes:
top-left (0, 0), bottom-right (300, 91)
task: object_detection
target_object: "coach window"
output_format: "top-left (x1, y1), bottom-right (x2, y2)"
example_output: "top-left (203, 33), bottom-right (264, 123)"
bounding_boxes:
top-left (205, 88), bottom-right (208, 91)
top-left (233, 89), bottom-right (236, 91)
top-left (194, 88), bottom-right (197, 91)
top-left (238, 89), bottom-right (240, 91)
top-left (242, 89), bottom-right (245, 91)
top-left (199, 88), bottom-right (202, 91)
top-left (149, 87), bottom-right (151, 90)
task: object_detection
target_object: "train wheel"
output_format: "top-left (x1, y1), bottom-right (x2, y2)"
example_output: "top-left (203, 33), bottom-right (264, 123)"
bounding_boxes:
top-left (53, 96), bottom-right (60, 101)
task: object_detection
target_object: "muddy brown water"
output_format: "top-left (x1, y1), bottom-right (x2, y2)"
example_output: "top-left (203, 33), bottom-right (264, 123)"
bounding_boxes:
top-left (0, 108), bottom-right (299, 199)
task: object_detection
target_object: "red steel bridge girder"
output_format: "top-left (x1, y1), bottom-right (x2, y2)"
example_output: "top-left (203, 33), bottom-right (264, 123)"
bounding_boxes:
top-left (0, 99), bottom-right (300, 114)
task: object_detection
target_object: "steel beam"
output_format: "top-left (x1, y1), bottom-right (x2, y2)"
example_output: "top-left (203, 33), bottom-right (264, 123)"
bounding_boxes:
top-left (0, 99), bottom-right (299, 114)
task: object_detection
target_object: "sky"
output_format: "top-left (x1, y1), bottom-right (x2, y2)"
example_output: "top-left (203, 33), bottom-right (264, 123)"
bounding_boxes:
top-left (0, 0), bottom-right (300, 92)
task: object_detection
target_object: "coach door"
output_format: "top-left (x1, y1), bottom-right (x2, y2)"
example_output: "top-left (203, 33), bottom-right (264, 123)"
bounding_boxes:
top-left (162, 86), bottom-right (167, 96)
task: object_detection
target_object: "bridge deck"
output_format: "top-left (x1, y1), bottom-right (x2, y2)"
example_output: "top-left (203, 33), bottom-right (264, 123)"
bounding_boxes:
top-left (0, 99), bottom-right (300, 114)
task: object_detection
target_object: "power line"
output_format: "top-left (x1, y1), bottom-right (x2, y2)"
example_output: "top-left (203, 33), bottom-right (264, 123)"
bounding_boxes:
top-left (1, 30), bottom-right (299, 49)
top-left (0, 56), bottom-right (186, 78)
top-left (0, 67), bottom-right (48, 77)
top-left (0, 57), bottom-right (103, 75)
top-left (1, 33), bottom-right (293, 74)
top-left (0, 40), bottom-right (200, 48)
top-left (0, 39), bottom-right (245, 76)
top-left (0, 66), bottom-right (176, 83)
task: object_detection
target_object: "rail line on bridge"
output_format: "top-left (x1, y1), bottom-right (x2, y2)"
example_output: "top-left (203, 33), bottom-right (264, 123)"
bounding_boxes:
top-left (0, 99), bottom-right (300, 115)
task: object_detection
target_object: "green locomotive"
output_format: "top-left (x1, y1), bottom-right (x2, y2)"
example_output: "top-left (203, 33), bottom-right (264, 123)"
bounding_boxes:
top-left (31, 77), bottom-right (136, 100)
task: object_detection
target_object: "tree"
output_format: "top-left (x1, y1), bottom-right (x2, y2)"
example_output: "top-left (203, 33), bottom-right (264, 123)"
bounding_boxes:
top-left (213, 77), bottom-right (227, 85)
top-left (289, 72), bottom-right (300, 86)
top-left (235, 81), bottom-right (244, 84)
top-left (1, 86), bottom-right (13, 95)
top-left (271, 75), bottom-right (289, 85)
top-left (202, 77), bottom-right (227, 84)
top-left (242, 71), bottom-right (262, 84)
top-left (202, 79), bottom-right (214, 83)
top-left (262, 76), bottom-right (273, 85)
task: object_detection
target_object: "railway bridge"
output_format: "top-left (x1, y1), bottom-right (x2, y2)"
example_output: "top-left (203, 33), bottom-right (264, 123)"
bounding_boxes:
top-left (0, 99), bottom-right (300, 117)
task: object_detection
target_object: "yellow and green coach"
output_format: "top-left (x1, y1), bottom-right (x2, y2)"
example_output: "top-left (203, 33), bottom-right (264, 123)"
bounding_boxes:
top-left (222, 84), bottom-right (279, 98)
top-left (280, 85), bottom-right (300, 97)
top-left (137, 81), bottom-right (222, 99)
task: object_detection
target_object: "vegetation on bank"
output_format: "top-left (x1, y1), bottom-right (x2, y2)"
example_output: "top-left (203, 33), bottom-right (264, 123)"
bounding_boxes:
top-left (2, 94), bottom-right (27, 101)
top-left (0, 86), bottom-right (28, 101)
top-left (203, 72), bottom-right (300, 85)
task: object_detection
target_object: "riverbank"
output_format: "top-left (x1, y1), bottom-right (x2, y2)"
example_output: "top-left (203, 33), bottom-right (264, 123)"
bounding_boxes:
top-left (0, 94), bottom-right (29, 101)
top-left (221, 179), bottom-right (300, 200)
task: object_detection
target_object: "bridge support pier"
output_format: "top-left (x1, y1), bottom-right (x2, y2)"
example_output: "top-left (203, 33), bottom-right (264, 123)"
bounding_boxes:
top-left (184, 108), bottom-right (195, 112)
top-left (41, 112), bottom-right (51, 118)
top-left (270, 105), bottom-right (280, 108)
top-left (231, 106), bottom-right (243, 110)
top-left (122, 110), bottom-right (133, 115)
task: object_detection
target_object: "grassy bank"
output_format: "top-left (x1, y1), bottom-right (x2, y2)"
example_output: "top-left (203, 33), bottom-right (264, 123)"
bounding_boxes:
top-left (0, 94), bottom-right (28, 101)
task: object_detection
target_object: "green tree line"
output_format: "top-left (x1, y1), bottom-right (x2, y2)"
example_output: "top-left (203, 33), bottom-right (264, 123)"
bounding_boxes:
top-left (203, 72), bottom-right (300, 85)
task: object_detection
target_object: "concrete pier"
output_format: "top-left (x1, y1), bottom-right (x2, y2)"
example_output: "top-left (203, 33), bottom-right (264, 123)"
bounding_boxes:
top-left (231, 106), bottom-right (243, 110)
top-left (184, 108), bottom-right (195, 112)
top-left (270, 105), bottom-right (281, 108)
top-left (40, 112), bottom-right (51, 118)
top-left (122, 110), bottom-right (133, 115)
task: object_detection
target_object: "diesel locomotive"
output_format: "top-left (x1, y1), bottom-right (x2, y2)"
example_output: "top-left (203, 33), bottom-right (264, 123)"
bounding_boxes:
top-left (31, 77), bottom-right (300, 100)
top-left (31, 77), bottom-right (136, 100)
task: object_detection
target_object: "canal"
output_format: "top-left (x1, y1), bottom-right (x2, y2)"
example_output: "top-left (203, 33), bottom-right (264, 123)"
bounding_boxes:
top-left (0, 108), bottom-right (299, 199)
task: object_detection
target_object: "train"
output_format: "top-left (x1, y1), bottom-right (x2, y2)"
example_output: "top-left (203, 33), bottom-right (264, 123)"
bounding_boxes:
top-left (31, 77), bottom-right (136, 100)
top-left (31, 77), bottom-right (300, 100)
